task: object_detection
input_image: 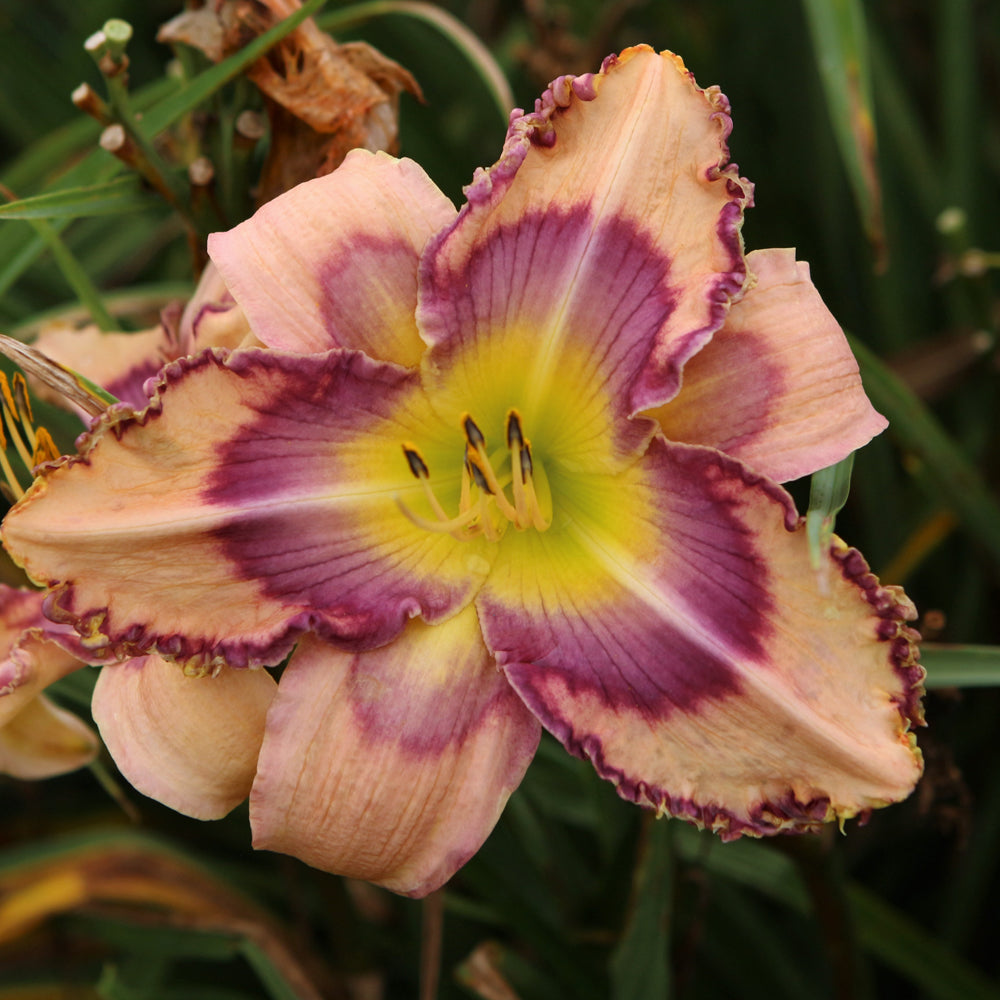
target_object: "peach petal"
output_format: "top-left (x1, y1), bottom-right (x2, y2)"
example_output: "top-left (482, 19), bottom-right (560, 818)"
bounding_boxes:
top-left (250, 610), bottom-right (540, 896)
top-left (650, 248), bottom-right (887, 482)
top-left (92, 656), bottom-right (277, 819)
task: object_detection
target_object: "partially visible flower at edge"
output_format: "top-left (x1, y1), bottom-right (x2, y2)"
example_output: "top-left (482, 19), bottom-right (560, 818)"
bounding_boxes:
top-left (1, 46), bottom-right (925, 897)
top-left (28, 261), bottom-right (252, 416)
top-left (0, 583), bottom-right (97, 779)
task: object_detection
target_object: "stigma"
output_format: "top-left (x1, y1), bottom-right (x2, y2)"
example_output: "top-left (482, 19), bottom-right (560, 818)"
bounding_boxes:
top-left (398, 409), bottom-right (552, 541)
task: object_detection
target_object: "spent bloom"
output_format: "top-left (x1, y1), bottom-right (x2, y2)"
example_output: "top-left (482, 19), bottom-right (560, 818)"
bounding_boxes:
top-left (1, 47), bottom-right (923, 896)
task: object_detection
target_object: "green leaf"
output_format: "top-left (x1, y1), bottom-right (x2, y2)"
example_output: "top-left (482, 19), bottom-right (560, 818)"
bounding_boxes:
top-left (939, 0), bottom-right (976, 215)
top-left (241, 939), bottom-right (317, 1000)
top-left (610, 818), bottom-right (674, 1000)
top-left (799, 0), bottom-right (884, 259)
top-left (21, 217), bottom-right (117, 329)
top-left (848, 884), bottom-right (1000, 1000)
top-left (0, 177), bottom-right (149, 221)
top-left (673, 831), bottom-right (1000, 1000)
top-left (850, 334), bottom-right (1000, 567)
top-left (806, 451), bottom-right (855, 569)
top-left (922, 644), bottom-right (1000, 688)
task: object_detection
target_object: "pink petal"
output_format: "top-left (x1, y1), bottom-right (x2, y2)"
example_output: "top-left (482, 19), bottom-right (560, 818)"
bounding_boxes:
top-left (478, 437), bottom-right (923, 837)
top-left (2, 349), bottom-right (489, 669)
top-left (250, 610), bottom-right (540, 897)
top-left (208, 149), bottom-right (457, 367)
top-left (418, 45), bottom-right (752, 427)
top-left (178, 261), bottom-right (252, 353)
top-left (649, 248), bottom-right (888, 482)
top-left (92, 655), bottom-right (277, 819)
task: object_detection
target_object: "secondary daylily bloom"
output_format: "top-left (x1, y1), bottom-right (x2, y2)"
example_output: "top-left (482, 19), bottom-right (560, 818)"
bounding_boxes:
top-left (29, 262), bottom-right (252, 415)
top-left (1, 46), bottom-right (924, 896)
top-left (0, 583), bottom-right (98, 778)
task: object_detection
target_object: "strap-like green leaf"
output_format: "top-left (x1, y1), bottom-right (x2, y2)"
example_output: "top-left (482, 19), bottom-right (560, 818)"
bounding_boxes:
top-left (851, 334), bottom-right (1000, 566)
top-left (799, 0), bottom-right (884, 257)
top-left (807, 452), bottom-right (855, 570)
top-left (922, 644), bottom-right (1000, 688)
top-left (0, 176), bottom-right (149, 221)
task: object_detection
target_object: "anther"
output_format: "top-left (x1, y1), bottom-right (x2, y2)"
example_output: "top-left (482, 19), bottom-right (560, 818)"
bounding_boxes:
top-left (505, 409), bottom-right (523, 450)
top-left (466, 456), bottom-right (493, 494)
top-left (462, 414), bottom-right (486, 450)
top-left (402, 443), bottom-right (429, 479)
top-left (0, 371), bottom-right (55, 502)
top-left (12, 373), bottom-right (33, 426)
top-left (32, 427), bottom-right (59, 467)
top-left (520, 440), bottom-right (534, 477)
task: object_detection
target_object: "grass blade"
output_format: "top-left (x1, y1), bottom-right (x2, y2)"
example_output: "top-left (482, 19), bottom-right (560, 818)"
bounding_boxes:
top-left (850, 334), bottom-right (1000, 566)
top-left (922, 644), bottom-right (1000, 688)
top-left (610, 818), bottom-right (674, 1000)
top-left (799, 0), bottom-right (884, 259)
top-left (0, 176), bottom-right (148, 220)
top-left (848, 883), bottom-right (1000, 1000)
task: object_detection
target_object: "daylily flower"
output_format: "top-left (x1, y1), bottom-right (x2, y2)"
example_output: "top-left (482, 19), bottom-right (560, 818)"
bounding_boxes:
top-left (0, 583), bottom-right (98, 779)
top-left (1, 46), bottom-right (924, 897)
top-left (28, 262), bottom-right (252, 415)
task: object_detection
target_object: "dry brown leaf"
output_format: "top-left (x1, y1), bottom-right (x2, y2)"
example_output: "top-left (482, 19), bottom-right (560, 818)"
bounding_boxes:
top-left (159, 0), bottom-right (419, 203)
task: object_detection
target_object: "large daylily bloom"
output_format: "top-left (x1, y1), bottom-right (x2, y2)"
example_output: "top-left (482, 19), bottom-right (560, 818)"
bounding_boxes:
top-left (0, 583), bottom-right (98, 778)
top-left (1, 47), bottom-right (924, 896)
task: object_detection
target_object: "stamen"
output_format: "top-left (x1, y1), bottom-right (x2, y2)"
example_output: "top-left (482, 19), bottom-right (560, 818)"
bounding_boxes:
top-left (0, 370), bottom-right (57, 501)
top-left (466, 454), bottom-right (493, 494)
top-left (32, 427), bottom-right (60, 467)
top-left (0, 373), bottom-right (34, 470)
top-left (520, 440), bottom-right (534, 478)
top-left (523, 447), bottom-right (552, 531)
top-left (461, 414), bottom-right (519, 521)
top-left (402, 443), bottom-right (430, 479)
top-left (462, 414), bottom-right (486, 450)
top-left (401, 410), bottom-right (551, 540)
top-left (0, 449), bottom-right (23, 502)
top-left (401, 443), bottom-right (455, 526)
top-left (505, 410), bottom-right (523, 450)
top-left (12, 373), bottom-right (33, 428)
top-left (396, 496), bottom-right (481, 537)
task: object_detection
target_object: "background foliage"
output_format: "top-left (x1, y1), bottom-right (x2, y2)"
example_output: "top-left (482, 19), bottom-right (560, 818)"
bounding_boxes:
top-left (1, 0), bottom-right (999, 997)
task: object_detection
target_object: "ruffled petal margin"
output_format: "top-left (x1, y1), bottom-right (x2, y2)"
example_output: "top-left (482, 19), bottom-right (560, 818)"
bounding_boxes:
top-left (2, 349), bottom-right (490, 669)
top-left (478, 438), bottom-right (924, 838)
top-left (649, 248), bottom-right (888, 482)
top-left (250, 608), bottom-right (541, 897)
top-left (209, 149), bottom-right (457, 367)
top-left (418, 44), bottom-right (752, 433)
top-left (92, 656), bottom-right (277, 819)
